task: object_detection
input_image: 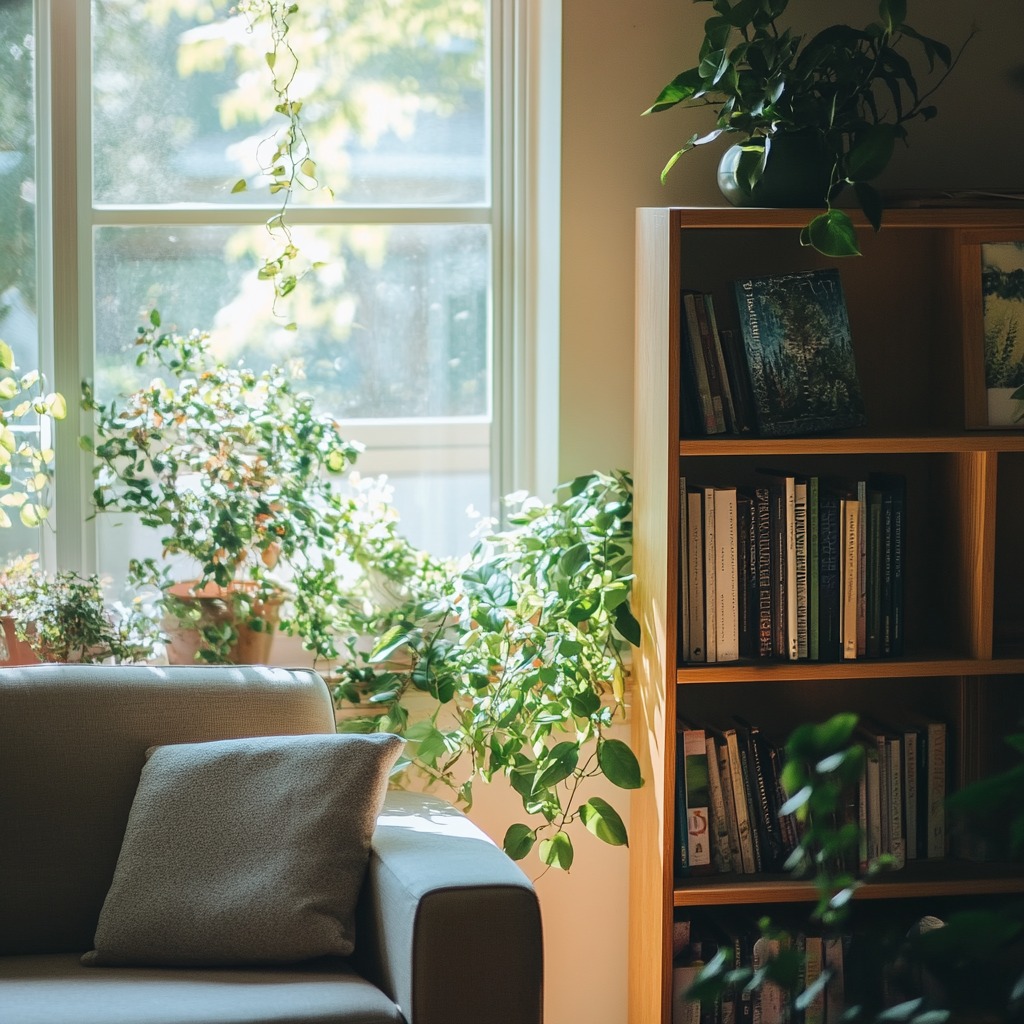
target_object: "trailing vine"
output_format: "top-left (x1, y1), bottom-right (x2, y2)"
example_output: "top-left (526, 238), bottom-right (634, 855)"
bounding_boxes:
top-left (232, 0), bottom-right (326, 322)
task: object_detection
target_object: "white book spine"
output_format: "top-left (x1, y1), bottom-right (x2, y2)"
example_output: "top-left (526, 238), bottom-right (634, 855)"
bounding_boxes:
top-left (705, 735), bottom-right (733, 872)
top-left (725, 729), bottom-right (756, 874)
top-left (687, 490), bottom-right (705, 662)
top-left (841, 498), bottom-right (859, 660)
top-left (703, 488), bottom-right (718, 664)
top-left (682, 729), bottom-right (711, 868)
top-left (716, 740), bottom-right (743, 871)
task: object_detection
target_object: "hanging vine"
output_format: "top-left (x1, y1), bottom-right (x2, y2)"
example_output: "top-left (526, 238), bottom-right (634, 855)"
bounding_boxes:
top-left (232, 0), bottom-right (327, 323)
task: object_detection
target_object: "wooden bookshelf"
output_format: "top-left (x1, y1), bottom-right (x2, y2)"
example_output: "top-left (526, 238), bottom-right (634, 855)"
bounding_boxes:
top-left (628, 206), bottom-right (1024, 1024)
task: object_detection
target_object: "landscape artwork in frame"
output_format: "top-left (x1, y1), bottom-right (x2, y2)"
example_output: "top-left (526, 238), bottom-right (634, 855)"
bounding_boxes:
top-left (982, 241), bottom-right (1024, 427)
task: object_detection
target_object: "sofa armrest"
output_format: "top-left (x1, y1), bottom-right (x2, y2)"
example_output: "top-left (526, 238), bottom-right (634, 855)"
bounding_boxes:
top-left (354, 791), bottom-right (543, 1024)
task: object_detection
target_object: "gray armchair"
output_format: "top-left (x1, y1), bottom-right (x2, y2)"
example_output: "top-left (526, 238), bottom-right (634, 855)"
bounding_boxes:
top-left (0, 665), bottom-right (543, 1024)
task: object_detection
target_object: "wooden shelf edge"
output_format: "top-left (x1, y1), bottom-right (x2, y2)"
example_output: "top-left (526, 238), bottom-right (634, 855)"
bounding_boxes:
top-left (679, 433), bottom-right (1024, 456)
top-left (659, 206), bottom-right (1024, 231)
top-left (676, 657), bottom-right (1024, 684)
top-left (674, 868), bottom-right (1024, 907)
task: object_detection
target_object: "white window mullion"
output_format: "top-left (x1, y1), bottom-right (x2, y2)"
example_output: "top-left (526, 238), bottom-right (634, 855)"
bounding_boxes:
top-left (47, 0), bottom-right (94, 574)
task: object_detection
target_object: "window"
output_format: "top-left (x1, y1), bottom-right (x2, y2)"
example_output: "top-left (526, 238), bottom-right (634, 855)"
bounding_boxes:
top-left (2, 0), bottom-right (560, 582)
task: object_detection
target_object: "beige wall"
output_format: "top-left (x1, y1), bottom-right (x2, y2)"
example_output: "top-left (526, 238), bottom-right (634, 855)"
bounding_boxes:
top-left (531, 2), bottom-right (1024, 1022)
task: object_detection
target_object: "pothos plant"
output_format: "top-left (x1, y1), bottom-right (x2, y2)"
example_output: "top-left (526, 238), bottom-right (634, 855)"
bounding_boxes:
top-left (0, 339), bottom-right (66, 529)
top-left (646, 0), bottom-right (972, 256)
top-left (333, 470), bottom-right (643, 871)
top-left (231, 0), bottom-right (325, 322)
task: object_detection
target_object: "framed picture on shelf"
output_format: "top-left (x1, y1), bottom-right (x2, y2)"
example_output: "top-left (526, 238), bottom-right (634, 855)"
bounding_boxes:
top-left (963, 235), bottom-right (1024, 429)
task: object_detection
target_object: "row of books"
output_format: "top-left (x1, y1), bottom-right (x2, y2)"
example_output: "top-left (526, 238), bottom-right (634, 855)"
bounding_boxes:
top-left (675, 716), bottom-right (947, 880)
top-left (680, 269), bottom-right (867, 439)
top-left (672, 915), bottom-right (847, 1024)
top-left (672, 907), bottom-right (944, 1024)
top-left (679, 472), bottom-right (905, 664)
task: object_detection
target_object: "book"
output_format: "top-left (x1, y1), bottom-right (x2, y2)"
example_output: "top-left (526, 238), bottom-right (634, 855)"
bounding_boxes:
top-left (703, 487), bottom-right (719, 664)
top-left (807, 476), bottom-right (820, 661)
top-left (817, 487), bottom-right (842, 662)
top-left (731, 268), bottom-right (866, 437)
top-left (840, 495), bottom-right (860, 660)
top-left (686, 488), bottom-right (707, 662)
top-left (700, 291), bottom-right (739, 433)
top-left (714, 486), bottom-right (740, 662)
top-left (803, 934), bottom-right (825, 1024)
top-left (794, 478), bottom-right (809, 659)
top-left (902, 714), bottom-right (947, 858)
top-left (705, 733), bottom-right (734, 873)
top-left (856, 478), bottom-right (868, 658)
top-left (866, 486), bottom-right (884, 659)
top-left (782, 476), bottom-right (798, 661)
top-left (713, 733), bottom-right (744, 873)
top-left (680, 726), bottom-right (714, 873)
top-left (683, 291), bottom-right (726, 434)
top-left (680, 291), bottom-right (721, 435)
top-left (719, 724), bottom-right (757, 874)
top-left (734, 717), bottom-right (786, 872)
top-left (752, 486), bottom-right (773, 658)
top-left (680, 476), bottom-right (690, 662)
top-left (737, 491), bottom-right (756, 659)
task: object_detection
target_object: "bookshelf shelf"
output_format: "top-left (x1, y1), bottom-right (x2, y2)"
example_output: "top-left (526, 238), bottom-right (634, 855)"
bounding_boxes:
top-left (628, 206), bottom-right (1024, 1024)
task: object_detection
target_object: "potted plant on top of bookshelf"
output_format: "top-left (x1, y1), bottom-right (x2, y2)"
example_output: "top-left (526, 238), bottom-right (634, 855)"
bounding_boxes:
top-left (81, 311), bottom-right (362, 664)
top-left (332, 470), bottom-right (643, 871)
top-left (644, 0), bottom-right (972, 256)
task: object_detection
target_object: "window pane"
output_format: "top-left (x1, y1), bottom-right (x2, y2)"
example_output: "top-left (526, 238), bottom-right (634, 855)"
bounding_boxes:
top-left (94, 223), bottom-right (491, 419)
top-left (0, 0), bottom-right (39, 563)
top-left (91, 0), bottom-right (488, 206)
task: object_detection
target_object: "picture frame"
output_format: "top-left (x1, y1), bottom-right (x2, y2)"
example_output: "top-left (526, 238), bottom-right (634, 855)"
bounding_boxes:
top-left (961, 230), bottom-right (1024, 429)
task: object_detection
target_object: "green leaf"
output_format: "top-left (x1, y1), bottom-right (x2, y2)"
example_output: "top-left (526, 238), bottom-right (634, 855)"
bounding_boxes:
top-left (0, 339), bottom-right (14, 369)
top-left (503, 823), bottom-right (536, 861)
top-left (559, 542), bottom-right (590, 577)
top-left (598, 737), bottom-right (643, 790)
top-left (854, 182), bottom-right (885, 233)
top-left (579, 796), bottom-right (628, 846)
top-left (643, 67), bottom-right (705, 114)
top-left (878, 0), bottom-right (907, 33)
top-left (231, 179), bottom-right (248, 194)
top-left (535, 741), bottom-right (580, 789)
top-left (800, 211), bottom-right (861, 258)
top-left (614, 602), bottom-right (641, 646)
top-left (845, 124), bottom-right (897, 182)
top-left (538, 830), bottom-right (574, 870)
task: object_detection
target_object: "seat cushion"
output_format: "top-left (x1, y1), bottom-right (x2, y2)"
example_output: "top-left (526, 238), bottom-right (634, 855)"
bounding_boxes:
top-left (83, 733), bottom-right (404, 967)
top-left (0, 953), bottom-right (404, 1024)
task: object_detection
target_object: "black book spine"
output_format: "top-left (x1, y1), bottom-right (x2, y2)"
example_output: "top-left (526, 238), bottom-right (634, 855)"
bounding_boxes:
top-left (818, 489), bottom-right (842, 662)
top-left (754, 486), bottom-right (773, 658)
top-left (770, 484), bottom-right (787, 660)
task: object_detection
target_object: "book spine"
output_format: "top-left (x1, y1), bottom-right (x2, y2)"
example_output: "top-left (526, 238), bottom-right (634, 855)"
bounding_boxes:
top-left (687, 489), bottom-right (706, 663)
top-left (887, 735), bottom-right (906, 869)
top-left (903, 727), bottom-right (918, 861)
top-left (881, 489), bottom-right (894, 656)
top-left (807, 476), bottom-right (820, 662)
top-left (784, 475), bottom-right (798, 661)
top-left (681, 292), bottom-right (719, 436)
top-left (891, 480), bottom-right (905, 656)
top-left (803, 935), bottom-right (825, 1024)
top-left (754, 486), bottom-right (773, 658)
top-left (771, 484), bottom-right (788, 660)
top-left (863, 740), bottom-right (882, 863)
top-left (683, 291), bottom-right (725, 434)
top-left (866, 487), bottom-right (883, 659)
top-left (724, 728), bottom-right (756, 874)
top-left (715, 738), bottom-right (743, 872)
top-left (738, 492), bottom-right (756, 659)
top-left (818, 489), bottom-right (841, 662)
top-left (841, 497), bottom-right (859, 660)
top-left (794, 479), bottom-right (808, 660)
top-left (679, 476), bottom-right (690, 663)
top-left (702, 292), bottom-right (738, 433)
top-left (735, 738), bottom-right (763, 872)
top-left (856, 479), bottom-right (867, 657)
top-left (823, 934), bottom-right (846, 1024)
top-left (739, 721), bottom-right (785, 872)
top-left (926, 721), bottom-right (947, 858)
top-left (682, 728), bottom-right (713, 871)
top-left (705, 734), bottom-right (733, 873)
top-left (715, 486), bottom-right (739, 662)
top-left (703, 487), bottom-right (718, 664)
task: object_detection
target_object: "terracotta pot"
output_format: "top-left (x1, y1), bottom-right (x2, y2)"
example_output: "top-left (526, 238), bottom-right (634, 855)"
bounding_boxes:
top-left (162, 580), bottom-right (284, 665)
top-left (0, 616), bottom-right (41, 665)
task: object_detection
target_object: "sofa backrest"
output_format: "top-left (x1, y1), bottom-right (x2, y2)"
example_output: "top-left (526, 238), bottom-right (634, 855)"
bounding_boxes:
top-left (0, 664), bottom-right (335, 955)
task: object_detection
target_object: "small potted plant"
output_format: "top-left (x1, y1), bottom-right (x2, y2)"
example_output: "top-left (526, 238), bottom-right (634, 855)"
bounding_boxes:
top-left (1, 557), bottom-right (158, 664)
top-left (645, 0), bottom-right (972, 256)
top-left (82, 312), bottom-right (362, 664)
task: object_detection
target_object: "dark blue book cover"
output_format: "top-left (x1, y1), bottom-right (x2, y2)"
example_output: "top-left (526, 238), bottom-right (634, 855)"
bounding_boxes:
top-left (732, 269), bottom-right (866, 437)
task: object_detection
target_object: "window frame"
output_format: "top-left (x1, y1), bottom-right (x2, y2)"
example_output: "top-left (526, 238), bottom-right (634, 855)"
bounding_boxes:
top-left (33, 0), bottom-right (561, 577)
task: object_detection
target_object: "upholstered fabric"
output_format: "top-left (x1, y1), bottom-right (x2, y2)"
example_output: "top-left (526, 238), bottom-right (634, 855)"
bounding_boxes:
top-left (356, 791), bottom-right (545, 1024)
top-left (83, 732), bottom-right (404, 967)
top-left (0, 953), bottom-right (405, 1024)
top-left (0, 665), bottom-right (336, 956)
